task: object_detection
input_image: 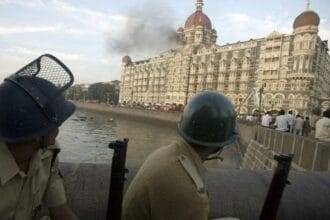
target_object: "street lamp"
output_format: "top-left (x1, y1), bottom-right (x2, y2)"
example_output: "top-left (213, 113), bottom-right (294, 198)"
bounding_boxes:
top-left (258, 83), bottom-right (266, 122)
top-left (106, 92), bottom-right (110, 105)
top-left (238, 97), bottom-right (243, 116)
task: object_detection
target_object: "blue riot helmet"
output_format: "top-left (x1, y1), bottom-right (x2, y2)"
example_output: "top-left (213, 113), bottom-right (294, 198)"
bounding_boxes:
top-left (177, 91), bottom-right (237, 148)
top-left (0, 54), bottom-right (76, 143)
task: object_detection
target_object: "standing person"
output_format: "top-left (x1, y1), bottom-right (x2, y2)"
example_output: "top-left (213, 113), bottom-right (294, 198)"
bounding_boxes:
top-left (293, 115), bottom-right (304, 136)
top-left (315, 109), bottom-right (330, 142)
top-left (261, 111), bottom-right (273, 127)
top-left (252, 113), bottom-right (259, 124)
top-left (310, 108), bottom-right (322, 136)
top-left (286, 110), bottom-right (295, 133)
top-left (303, 117), bottom-right (312, 137)
top-left (274, 110), bottom-right (289, 132)
top-left (122, 91), bottom-right (237, 220)
top-left (0, 55), bottom-right (78, 220)
top-left (246, 114), bottom-right (253, 121)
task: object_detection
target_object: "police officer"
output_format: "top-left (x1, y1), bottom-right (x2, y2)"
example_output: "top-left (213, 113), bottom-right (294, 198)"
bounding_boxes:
top-left (122, 91), bottom-right (237, 220)
top-left (0, 54), bottom-right (78, 220)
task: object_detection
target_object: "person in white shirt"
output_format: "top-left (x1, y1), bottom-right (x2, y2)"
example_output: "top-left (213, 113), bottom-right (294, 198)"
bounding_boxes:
top-left (315, 109), bottom-right (330, 142)
top-left (310, 108), bottom-right (322, 136)
top-left (261, 111), bottom-right (272, 127)
top-left (274, 110), bottom-right (289, 132)
top-left (286, 110), bottom-right (295, 133)
top-left (293, 115), bottom-right (304, 136)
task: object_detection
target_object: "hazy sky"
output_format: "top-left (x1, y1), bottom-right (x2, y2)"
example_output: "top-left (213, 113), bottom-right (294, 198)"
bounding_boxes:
top-left (0, 0), bottom-right (329, 84)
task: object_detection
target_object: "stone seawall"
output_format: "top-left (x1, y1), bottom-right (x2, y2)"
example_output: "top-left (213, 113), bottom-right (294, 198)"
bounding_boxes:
top-left (75, 102), bottom-right (181, 125)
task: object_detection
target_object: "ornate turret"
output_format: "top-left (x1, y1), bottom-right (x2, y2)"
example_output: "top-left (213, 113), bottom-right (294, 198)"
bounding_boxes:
top-left (122, 55), bottom-right (132, 66)
top-left (178, 0), bottom-right (217, 45)
top-left (291, 1), bottom-right (319, 81)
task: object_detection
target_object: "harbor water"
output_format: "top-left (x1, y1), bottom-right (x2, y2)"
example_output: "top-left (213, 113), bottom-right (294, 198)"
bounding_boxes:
top-left (57, 109), bottom-right (178, 168)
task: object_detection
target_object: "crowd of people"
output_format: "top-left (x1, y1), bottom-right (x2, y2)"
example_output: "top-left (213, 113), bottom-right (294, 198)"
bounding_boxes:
top-left (260, 109), bottom-right (330, 142)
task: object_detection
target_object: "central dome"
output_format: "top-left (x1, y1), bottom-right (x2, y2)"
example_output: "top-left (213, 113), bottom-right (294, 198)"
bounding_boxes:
top-left (184, 11), bottom-right (212, 29)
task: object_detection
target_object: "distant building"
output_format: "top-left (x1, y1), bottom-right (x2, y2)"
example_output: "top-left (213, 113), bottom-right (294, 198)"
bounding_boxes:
top-left (79, 84), bottom-right (90, 92)
top-left (109, 80), bottom-right (120, 92)
top-left (108, 80), bottom-right (120, 104)
top-left (119, 0), bottom-right (330, 115)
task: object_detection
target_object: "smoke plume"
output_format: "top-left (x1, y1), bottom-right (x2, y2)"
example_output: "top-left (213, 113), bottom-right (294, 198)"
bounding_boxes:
top-left (106, 0), bottom-right (179, 59)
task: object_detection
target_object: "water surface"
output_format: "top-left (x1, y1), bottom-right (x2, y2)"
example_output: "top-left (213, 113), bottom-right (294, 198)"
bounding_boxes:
top-left (57, 109), bottom-right (178, 168)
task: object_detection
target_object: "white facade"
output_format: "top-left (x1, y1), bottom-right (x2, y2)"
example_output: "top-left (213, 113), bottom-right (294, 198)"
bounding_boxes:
top-left (119, 1), bottom-right (330, 115)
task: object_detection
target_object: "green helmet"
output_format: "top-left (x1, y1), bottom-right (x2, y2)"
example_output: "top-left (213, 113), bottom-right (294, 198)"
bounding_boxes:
top-left (177, 91), bottom-right (237, 148)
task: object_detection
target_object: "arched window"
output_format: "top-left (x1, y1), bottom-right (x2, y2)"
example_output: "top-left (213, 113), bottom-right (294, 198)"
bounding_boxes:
top-left (303, 34), bottom-right (311, 49)
top-left (279, 80), bottom-right (286, 90)
top-left (302, 95), bottom-right (309, 108)
top-left (310, 35), bottom-right (317, 49)
top-left (295, 94), bottom-right (303, 108)
top-left (274, 93), bottom-right (285, 107)
top-left (288, 94), bottom-right (295, 107)
top-left (272, 83), bottom-right (277, 91)
top-left (219, 60), bottom-right (226, 71)
top-left (263, 93), bottom-right (273, 107)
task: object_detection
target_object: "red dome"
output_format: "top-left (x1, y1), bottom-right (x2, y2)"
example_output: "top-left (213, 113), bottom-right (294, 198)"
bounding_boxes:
top-left (293, 10), bottom-right (320, 29)
top-left (184, 11), bottom-right (212, 29)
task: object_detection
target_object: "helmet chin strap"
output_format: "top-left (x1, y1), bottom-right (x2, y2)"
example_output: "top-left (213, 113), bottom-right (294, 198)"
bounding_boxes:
top-left (205, 148), bottom-right (224, 161)
top-left (40, 136), bottom-right (47, 150)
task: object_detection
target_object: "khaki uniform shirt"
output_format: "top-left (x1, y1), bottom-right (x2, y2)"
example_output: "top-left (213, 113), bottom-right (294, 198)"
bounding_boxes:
top-left (122, 140), bottom-right (209, 220)
top-left (0, 142), bottom-right (67, 220)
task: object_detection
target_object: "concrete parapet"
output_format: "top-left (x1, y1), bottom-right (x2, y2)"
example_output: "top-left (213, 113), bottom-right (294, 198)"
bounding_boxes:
top-left (236, 121), bottom-right (258, 155)
top-left (59, 163), bottom-right (330, 220)
top-left (207, 169), bottom-right (330, 220)
top-left (241, 125), bottom-right (330, 171)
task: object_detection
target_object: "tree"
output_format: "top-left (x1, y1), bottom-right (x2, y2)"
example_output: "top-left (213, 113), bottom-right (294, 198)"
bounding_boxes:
top-left (87, 83), bottom-right (115, 103)
top-left (66, 85), bottom-right (85, 100)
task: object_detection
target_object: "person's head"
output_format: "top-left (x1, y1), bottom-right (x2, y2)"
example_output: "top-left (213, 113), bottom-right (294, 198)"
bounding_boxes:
top-left (0, 54), bottom-right (75, 151)
top-left (305, 117), bottom-right (309, 120)
top-left (279, 109), bottom-right (285, 115)
top-left (288, 110), bottom-right (293, 115)
top-left (296, 114), bottom-right (301, 118)
top-left (177, 91), bottom-right (236, 160)
top-left (267, 111), bottom-right (271, 115)
top-left (323, 109), bottom-right (330, 118)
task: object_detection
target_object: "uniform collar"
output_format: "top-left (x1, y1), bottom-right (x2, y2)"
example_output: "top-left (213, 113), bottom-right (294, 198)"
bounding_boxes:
top-left (179, 139), bottom-right (206, 177)
top-left (0, 142), bottom-right (21, 185)
top-left (0, 141), bottom-right (60, 185)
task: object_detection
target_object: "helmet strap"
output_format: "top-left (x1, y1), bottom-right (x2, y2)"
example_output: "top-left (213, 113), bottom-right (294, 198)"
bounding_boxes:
top-left (205, 148), bottom-right (224, 161)
top-left (205, 155), bottom-right (224, 161)
top-left (40, 136), bottom-right (47, 150)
